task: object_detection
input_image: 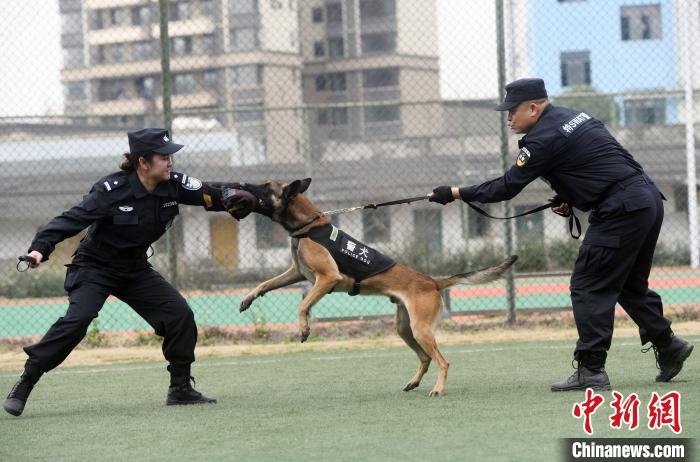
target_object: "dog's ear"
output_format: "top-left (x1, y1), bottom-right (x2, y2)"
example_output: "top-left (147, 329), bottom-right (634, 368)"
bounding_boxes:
top-left (284, 178), bottom-right (312, 198)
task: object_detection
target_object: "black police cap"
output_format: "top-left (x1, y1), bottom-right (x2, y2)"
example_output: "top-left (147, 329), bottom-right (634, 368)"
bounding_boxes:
top-left (128, 128), bottom-right (184, 155)
top-left (495, 78), bottom-right (548, 111)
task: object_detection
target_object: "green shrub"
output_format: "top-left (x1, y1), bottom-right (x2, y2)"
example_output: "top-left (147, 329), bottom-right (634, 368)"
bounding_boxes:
top-left (653, 242), bottom-right (690, 266)
top-left (515, 240), bottom-right (548, 272)
top-left (548, 239), bottom-right (580, 270)
top-left (0, 268), bottom-right (66, 298)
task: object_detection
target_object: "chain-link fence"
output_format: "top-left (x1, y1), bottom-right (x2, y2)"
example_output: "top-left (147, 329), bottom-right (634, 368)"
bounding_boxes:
top-left (1, 0), bottom-right (699, 339)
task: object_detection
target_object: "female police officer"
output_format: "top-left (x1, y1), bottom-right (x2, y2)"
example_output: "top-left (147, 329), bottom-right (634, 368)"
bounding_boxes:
top-left (4, 128), bottom-right (256, 416)
top-left (429, 78), bottom-right (693, 392)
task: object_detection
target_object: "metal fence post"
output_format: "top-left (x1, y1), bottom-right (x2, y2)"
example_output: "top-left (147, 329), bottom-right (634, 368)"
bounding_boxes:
top-left (158, 0), bottom-right (177, 286)
top-left (496, 0), bottom-right (517, 323)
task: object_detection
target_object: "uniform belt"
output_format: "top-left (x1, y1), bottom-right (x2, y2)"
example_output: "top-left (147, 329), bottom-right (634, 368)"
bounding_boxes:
top-left (81, 240), bottom-right (148, 259)
top-left (596, 173), bottom-right (651, 207)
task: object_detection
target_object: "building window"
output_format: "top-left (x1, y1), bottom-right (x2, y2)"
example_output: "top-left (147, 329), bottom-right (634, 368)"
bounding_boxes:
top-left (202, 34), bottom-right (216, 53)
top-left (326, 2), bottom-right (342, 22)
top-left (360, 0), bottom-right (395, 19)
top-left (413, 209), bottom-right (442, 256)
top-left (231, 64), bottom-right (263, 87)
top-left (624, 98), bottom-right (666, 126)
top-left (468, 205), bottom-right (489, 237)
top-left (234, 104), bottom-right (264, 123)
top-left (110, 43), bottom-right (124, 62)
top-left (61, 12), bottom-right (82, 34)
top-left (97, 79), bottom-right (126, 101)
top-left (200, 0), bottom-right (214, 16)
top-left (133, 41), bottom-right (154, 60)
top-left (230, 27), bottom-right (260, 50)
top-left (361, 32), bottom-right (396, 54)
top-left (328, 38), bottom-right (344, 58)
top-left (90, 10), bottom-right (103, 30)
top-left (229, 0), bottom-right (258, 14)
top-left (317, 108), bottom-right (348, 126)
top-left (135, 76), bottom-right (155, 99)
top-left (202, 70), bottom-right (219, 89)
top-left (62, 46), bottom-right (83, 69)
top-left (92, 45), bottom-right (106, 64)
top-left (63, 81), bottom-right (86, 99)
top-left (560, 51), bottom-right (591, 87)
top-left (363, 210), bottom-right (390, 243)
top-left (312, 7), bottom-right (323, 23)
top-left (109, 8), bottom-right (124, 26)
top-left (313, 41), bottom-right (325, 57)
top-left (255, 215), bottom-right (287, 248)
top-left (131, 5), bottom-right (151, 25)
top-left (364, 105), bottom-right (400, 123)
top-left (173, 73), bottom-right (196, 94)
top-left (362, 68), bottom-right (398, 88)
top-left (171, 1), bottom-right (192, 21)
top-left (620, 4), bottom-right (662, 41)
top-left (314, 73), bottom-right (346, 92)
top-left (172, 36), bottom-right (193, 56)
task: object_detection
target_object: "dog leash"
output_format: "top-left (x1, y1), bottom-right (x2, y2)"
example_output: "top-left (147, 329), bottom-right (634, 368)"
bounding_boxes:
top-left (319, 195), bottom-right (581, 239)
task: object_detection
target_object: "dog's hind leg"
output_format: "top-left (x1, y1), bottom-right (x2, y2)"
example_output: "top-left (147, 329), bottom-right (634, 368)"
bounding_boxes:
top-left (394, 299), bottom-right (431, 392)
top-left (240, 266), bottom-right (305, 312)
top-left (405, 291), bottom-right (449, 397)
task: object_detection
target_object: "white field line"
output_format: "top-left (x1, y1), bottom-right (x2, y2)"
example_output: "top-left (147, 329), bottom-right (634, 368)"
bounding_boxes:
top-left (0, 341), bottom-right (643, 379)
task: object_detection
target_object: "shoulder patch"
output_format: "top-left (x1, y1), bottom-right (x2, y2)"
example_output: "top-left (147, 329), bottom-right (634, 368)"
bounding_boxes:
top-left (516, 147), bottom-right (531, 167)
top-left (558, 112), bottom-right (592, 137)
top-left (101, 177), bottom-right (127, 192)
top-left (171, 172), bottom-right (202, 191)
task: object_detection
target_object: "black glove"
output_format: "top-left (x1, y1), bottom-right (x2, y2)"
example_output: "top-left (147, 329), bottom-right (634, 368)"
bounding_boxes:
top-left (429, 186), bottom-right (455, 205)
top-left (222, 188), bottom-right (257, 220)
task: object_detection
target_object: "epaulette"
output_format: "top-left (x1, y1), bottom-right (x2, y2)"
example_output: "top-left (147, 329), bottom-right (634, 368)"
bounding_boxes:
top-left (171, 171), bottom-right (203, 191)
top-left (99, 173), bottom-right (129, 192)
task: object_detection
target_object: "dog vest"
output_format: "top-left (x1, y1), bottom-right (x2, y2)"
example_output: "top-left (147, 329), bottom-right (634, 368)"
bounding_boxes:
top-left (296, 224), bottom-right (396, 296)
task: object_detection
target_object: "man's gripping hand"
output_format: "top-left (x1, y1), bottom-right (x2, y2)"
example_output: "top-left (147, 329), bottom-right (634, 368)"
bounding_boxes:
top-left (429, 186), bottom-right (457, 205)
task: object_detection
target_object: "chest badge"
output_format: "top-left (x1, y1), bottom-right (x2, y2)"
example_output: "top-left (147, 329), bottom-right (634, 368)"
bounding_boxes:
top-left (118, 205), bottom-right (134, 212)
top-left (516, 147), bottom-right (531, 167)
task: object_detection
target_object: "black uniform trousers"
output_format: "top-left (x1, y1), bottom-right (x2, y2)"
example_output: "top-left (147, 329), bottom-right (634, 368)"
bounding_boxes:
top-left (570, 175), bottom-right (671, 355)
top-left (24, 263), bottom-right (197, 374)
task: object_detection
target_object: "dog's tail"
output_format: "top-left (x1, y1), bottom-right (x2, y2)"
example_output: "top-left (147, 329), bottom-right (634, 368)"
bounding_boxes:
top-left (434, 255), bottom-right (518, 290)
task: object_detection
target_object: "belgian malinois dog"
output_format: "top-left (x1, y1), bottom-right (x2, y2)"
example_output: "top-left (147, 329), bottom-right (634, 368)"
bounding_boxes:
top-left (233, 178), bottom-right (517, 396)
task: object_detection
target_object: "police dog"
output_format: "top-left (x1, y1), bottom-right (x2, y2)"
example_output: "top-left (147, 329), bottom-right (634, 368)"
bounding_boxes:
top-left (230, 178), bottom-right (517, 396)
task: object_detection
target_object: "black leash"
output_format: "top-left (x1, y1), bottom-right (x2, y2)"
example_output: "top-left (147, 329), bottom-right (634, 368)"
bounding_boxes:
top-left (465, 201), bottom-right (581, 239)
top-left (319, 195), bottom-right (581, 239)
top-left (16, 255), bottom-right (37, 272)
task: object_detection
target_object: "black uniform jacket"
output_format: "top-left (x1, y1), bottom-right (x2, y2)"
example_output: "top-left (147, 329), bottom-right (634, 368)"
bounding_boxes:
top-left (29, 171), bottom-right (226, 270)
top-left (458, 105), bottom-right (644, 211)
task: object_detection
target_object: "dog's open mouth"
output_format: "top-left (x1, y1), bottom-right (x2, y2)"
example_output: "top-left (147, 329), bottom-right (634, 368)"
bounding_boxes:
top-left (235, 183), bottom-right (274, 217)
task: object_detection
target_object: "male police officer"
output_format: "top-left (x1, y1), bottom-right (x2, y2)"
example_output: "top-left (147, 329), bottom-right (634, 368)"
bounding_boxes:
top-left (429, 78), bottom-right (693, 391)
top-left (3, 128), bottom-right (257, 416)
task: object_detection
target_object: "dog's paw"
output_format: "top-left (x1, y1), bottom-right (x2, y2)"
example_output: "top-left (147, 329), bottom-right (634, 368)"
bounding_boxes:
top-left (239, 297), bottom-right (254, 312)
top-left (428, 389), bottom-right (442, 397)
top-left (300, 328), bottom-right (310, 343)
top-left (403, 382), bottom-right (420, 392)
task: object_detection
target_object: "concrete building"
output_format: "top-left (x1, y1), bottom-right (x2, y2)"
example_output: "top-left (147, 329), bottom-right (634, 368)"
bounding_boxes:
top-left (58, 0), bottom-right (304, 163)
top-left (299, 0), bottom-right (443, 155)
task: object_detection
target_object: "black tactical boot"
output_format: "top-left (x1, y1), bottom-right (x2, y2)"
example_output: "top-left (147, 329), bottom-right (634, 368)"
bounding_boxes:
top-left (166, 376), bottom-right (217, 405)
top-left (551, 351), bottom-right (611, 392)
top-left (3, 369), bottom-right (42, 417)
top-left (644, 335), bottom-right (694, 383)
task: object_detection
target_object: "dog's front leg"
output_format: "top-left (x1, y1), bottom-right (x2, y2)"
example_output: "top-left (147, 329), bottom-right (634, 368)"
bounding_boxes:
top-left (240, 266), bottom-right (305, 312)
top-left (297, 276), bottom-right (340, 342)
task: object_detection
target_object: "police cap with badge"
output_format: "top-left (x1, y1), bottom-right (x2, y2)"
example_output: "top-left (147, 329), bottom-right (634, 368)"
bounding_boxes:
top-left (128, 128), bottom-right (183, 155)
top-left (495, 78), bottom-right (548, 111)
